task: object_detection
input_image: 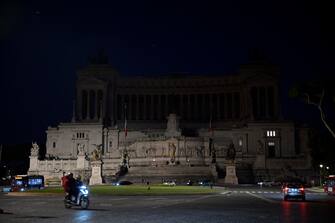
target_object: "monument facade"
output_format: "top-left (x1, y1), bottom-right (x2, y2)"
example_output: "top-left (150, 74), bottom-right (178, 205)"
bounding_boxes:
top-left (28, 55), bottom-right (313, 184)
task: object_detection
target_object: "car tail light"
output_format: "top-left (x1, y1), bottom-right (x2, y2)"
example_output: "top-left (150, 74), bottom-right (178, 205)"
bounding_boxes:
top-left (284, 187), bottom-right (288, 192)
top-left (299, 187), bottom-right (304, 191)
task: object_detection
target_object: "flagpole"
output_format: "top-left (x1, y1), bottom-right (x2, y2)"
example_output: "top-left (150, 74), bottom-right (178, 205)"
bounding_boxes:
top-left (123, 103), bottom-right (128, 168)
top-left (124, 103), bottom-right (127, 148)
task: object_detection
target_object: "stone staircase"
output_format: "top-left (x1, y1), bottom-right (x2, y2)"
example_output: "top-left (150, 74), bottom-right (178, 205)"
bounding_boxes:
top-left (45, 177), bottom-right (61, 187)
top-left (122, 165), bottom-right (214, 184)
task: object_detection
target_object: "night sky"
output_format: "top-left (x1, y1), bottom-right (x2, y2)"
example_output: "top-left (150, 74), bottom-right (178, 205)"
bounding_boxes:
top-left (0, 0), bottom-right (334, 144)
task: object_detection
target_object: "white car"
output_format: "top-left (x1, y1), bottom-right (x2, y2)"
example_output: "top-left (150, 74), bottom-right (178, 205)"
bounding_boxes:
top-left (163, 181), bottom-right (176, 186)
top-left (257, 180), bottom-right (275, 187)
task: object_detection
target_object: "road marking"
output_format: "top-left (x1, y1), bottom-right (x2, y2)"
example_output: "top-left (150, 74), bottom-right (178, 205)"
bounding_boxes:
top-left (107, 198), bottom-right (129, 201)
top-left (151, 194), bottom-right (220, 209)
top-left (145, 197), bottom-right (168, 201)
top-left (246, 192), bottom-right (276, 204)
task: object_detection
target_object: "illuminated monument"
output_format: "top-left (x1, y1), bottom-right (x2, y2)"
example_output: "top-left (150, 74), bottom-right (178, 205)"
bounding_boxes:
top-left (28, 53), bottom-right (313, 185)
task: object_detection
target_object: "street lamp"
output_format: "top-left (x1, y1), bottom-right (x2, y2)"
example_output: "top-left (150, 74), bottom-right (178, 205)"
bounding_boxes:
top-left (319, 164), bottom-right (324, 187)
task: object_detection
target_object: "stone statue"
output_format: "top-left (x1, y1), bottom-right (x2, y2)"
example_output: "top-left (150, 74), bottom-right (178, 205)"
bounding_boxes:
top-left (121, 149), bottom-right (129, 168)
top-left (77, 143), bottom-right (85, 156)
top-left (257, 140), bottom-right (264, 155)
top-left (169, 143), bottom-right (176, 162)
top-left (30, 142), bottom-right (39, 156)
top-left (196, 146), bottom-right (204, 158)
top-left (211, 148), bottom-right (216, 163)
top-left (226, 142), bottom-right (236, 161)
top-left (91, 144), bottom-right (103, 161)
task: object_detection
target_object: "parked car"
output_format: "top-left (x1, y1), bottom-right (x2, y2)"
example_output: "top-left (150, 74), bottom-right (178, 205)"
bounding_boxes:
top-left (186, 180), bottom-right (194, 186)
top-left (282, 182), bottom-right (306, 201)
top-left (114, 180), bottom-right (133, 186)
top-left (163, 180), bottom-right (176, 186)
top-left (198, 179), bottom-right (213, 187)
top-left (257, 180), bottom-right (274, 187)
top-left (257, 180), bottom-right (281, 187)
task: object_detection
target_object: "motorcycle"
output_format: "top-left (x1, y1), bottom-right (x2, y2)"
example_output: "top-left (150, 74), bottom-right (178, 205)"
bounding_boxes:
top-left (64, 185), bottom-right (90, 209)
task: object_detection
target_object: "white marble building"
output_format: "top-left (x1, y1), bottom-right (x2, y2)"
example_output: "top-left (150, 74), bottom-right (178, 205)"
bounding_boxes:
top-left (28, 56), bottom-right (313, 184)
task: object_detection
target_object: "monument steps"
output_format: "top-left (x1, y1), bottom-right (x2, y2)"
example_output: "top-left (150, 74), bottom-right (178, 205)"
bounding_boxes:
top-left (122, 165), bottom-right (214, 183)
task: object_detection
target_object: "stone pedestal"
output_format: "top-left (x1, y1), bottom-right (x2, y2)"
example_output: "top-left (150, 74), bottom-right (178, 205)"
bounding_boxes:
top-left (210, 164), bottom-right (218, 180)
top-left (165, 113), bottom-right (181, 137)
top-left (28, 156), bottom-right (38, 171)
top-left (253, 155), bottom-right (266, 169)
top-left (89, 160), bottom-right (103, 185)
top-left (77, 155), bottom-right (87, 169)
top-left (224, 164), bottom-right (238, 185)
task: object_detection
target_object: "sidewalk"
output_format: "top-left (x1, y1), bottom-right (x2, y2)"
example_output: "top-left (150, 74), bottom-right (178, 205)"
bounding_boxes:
top-left (306, 187), bottom-right (324, 193)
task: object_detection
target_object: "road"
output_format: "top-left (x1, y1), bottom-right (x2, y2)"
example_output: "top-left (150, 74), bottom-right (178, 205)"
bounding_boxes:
top-left (1, 186), bottom-right (335, 223)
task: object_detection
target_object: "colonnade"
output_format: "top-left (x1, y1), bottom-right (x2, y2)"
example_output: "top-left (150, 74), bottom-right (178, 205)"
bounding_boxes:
top-left (116, 92), bottom-right (241, 121)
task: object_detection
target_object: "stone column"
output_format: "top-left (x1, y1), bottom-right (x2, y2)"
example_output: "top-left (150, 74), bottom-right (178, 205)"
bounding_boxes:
top-left (103, 128), bottom-right (108, 153)
top-left (136, 95), bottom-right (139, 120)
top-left (165, 94), bottom-right (168, 116)
top-left (143, 94), bottom-right (147, 120)
top-left (187, 94), bottom-right (191, 120)
top-left (71, 100), bottom-right (76, 123)
top-left (94, 90), bottom-right (98, 120)
top-left (216, 94), bottom-right (220, 120)
top-left (158, 94), bottom-right (161, 120)
top-left (257, 87), bottom-right (261, 118)
top-left (232, 93), bottom-right (235, 119)
top-left (78, 89), bottom-right (83, 120)
top-left (265, 87), bottom-right (269, 119)
top-left (179, 94), bottom-right (183, 119)
top-left (86, 90), bottom-right (90, 120)
top-left (151, 94), bottom-right (154, 120)
top-left (129, 95), bottom-right (133, 120)
top-left (225, 93), bottom-right (228, 120)
top-left (274, 85), bottom-right (280, 119)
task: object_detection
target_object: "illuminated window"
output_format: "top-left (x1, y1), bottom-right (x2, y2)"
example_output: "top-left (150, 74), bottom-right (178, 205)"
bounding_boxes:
top-left (268, 142), bottom-right (275, 146)
top-left (266, 130), bottom-right (276, 137)
top-left (238, 139), bottom-right (243, 146)
top-left (268, 141), bottom-right (276, 157)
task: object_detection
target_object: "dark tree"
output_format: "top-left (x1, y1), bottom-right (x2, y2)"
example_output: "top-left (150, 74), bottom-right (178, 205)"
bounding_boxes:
top-left (290, 80), bottom-right (335, 139)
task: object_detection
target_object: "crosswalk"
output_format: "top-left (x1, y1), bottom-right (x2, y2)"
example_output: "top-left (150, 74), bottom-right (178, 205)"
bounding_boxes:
top-left (222, 190), bottom-right (281, 194)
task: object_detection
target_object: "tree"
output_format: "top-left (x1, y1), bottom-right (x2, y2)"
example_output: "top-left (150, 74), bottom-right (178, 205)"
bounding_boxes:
top-left (290, 80), bottom-right (335, 139)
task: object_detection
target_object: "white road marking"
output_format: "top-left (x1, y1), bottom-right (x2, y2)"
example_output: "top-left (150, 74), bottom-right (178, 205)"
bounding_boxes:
top-left (246, 192), bottom-right (277, 204)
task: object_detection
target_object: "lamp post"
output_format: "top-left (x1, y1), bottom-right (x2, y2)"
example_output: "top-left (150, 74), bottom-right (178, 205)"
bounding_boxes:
top-left (319, 164), bottom-right (324, 187)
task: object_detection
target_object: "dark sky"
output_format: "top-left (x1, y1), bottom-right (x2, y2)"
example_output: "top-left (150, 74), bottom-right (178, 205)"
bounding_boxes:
top-left (0, 0), bottom-right (334, 144)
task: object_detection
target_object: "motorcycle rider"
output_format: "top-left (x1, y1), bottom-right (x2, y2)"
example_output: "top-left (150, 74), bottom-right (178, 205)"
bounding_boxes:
top-left (68, 173), bottom-right (77, 201)
top-left (62, 172), bottom-right (76, 201)
top-left (61, 172), bottom-right (70, 200)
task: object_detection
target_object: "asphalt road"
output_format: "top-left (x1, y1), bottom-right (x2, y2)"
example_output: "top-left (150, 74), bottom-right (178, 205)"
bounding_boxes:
top-left (1, 186), bottom-right (335, 223)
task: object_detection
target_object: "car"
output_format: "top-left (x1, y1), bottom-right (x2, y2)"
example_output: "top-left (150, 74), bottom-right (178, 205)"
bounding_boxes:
top-left (163, 180), bottom-right (176, 186)
top-left (186, 180), bottom-right (194, 186)
top-left (257, 180), bottom-right (281, 187)
top-left (115, 180), bottom-right (133, 186)
top-left (257, 180), bottom-right (274, 187)
top-left (282, 182), bottom-right (305, 201)
top-left (198, 180), bottom-right (213, 187)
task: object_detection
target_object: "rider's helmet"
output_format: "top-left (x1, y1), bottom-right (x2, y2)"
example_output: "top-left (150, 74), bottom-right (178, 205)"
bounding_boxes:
top-left (67, 172), bottom-right (73, 178)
